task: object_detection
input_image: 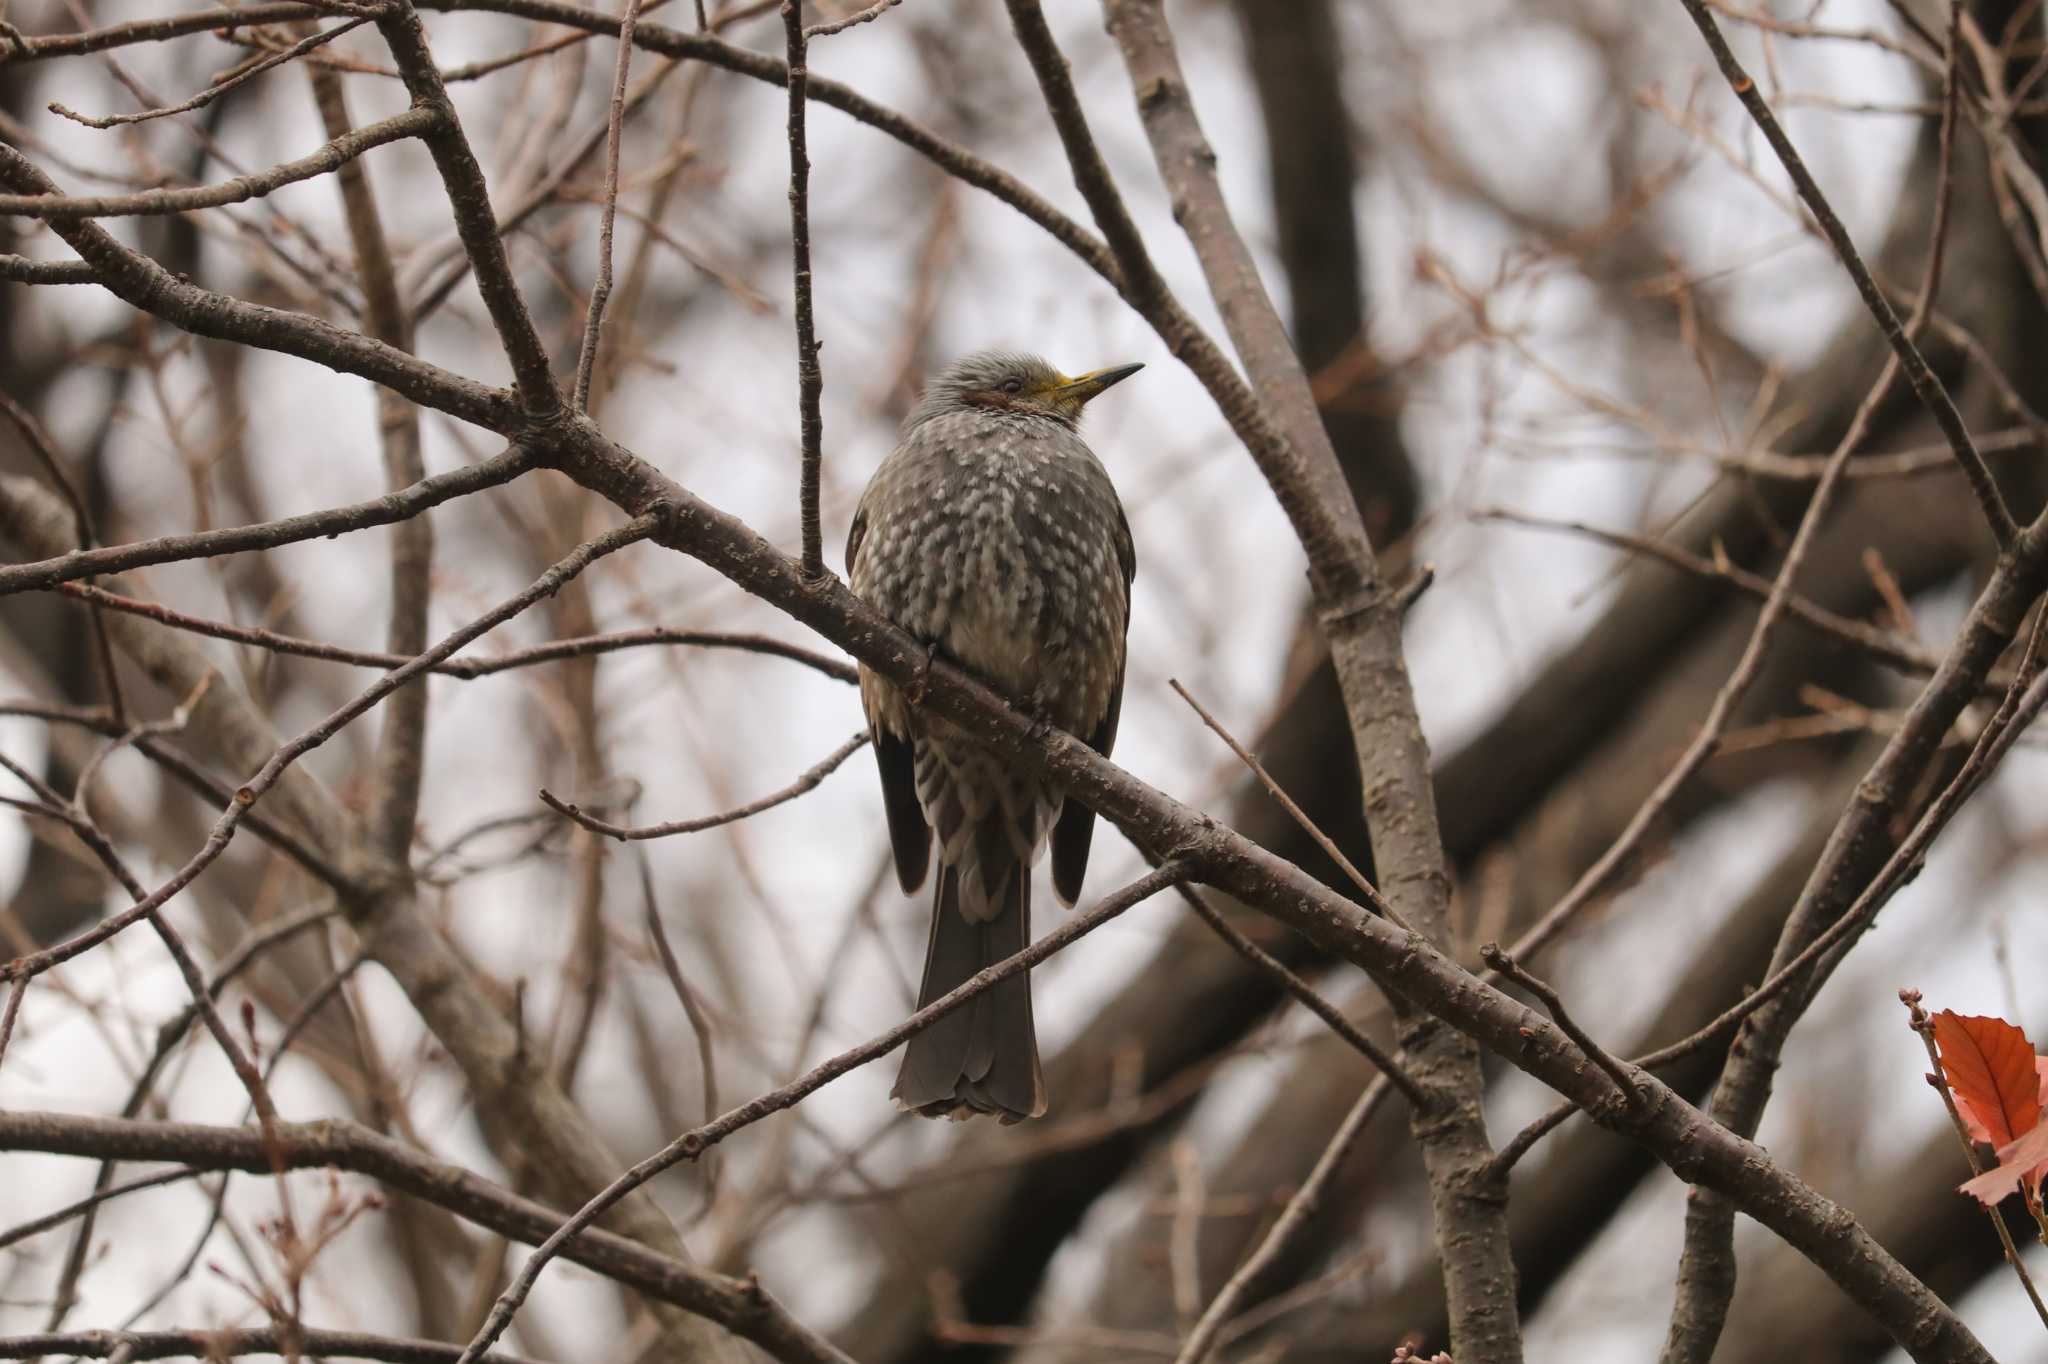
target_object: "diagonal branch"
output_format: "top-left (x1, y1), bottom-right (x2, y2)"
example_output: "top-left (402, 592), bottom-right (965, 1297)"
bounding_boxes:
top-left (0, 1326), bottom-right (542, 1363)
top-left (0, 1110), bottom-right (850, 1364)
top-left (0, 106), bottom-right (440, 217)
top-left (51, 587), bottom-right (859, 684)
top-left (0, 445), bottom-right (532, 596)
top-left (541, 730), bottom-right (868, 839)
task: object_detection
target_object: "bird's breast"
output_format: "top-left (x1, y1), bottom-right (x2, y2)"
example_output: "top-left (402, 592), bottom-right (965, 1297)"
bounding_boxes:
top-left (854, 420), bottom-right (1127, 732)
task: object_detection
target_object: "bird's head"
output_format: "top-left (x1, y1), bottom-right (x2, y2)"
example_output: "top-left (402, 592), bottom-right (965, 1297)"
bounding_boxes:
top-left (913, 350), bottom-right (1143, 428)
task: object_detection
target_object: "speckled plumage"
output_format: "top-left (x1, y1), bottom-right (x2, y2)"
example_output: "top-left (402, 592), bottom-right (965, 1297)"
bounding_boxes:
top-left (848, 350), bottom-right (1137, 1123)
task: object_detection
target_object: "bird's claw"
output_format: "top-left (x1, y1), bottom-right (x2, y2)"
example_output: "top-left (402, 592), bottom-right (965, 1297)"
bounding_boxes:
top-left (907, 640), bottom-right (938, 705)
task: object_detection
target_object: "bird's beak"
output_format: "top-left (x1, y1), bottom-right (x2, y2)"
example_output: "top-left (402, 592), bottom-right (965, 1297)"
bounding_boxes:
top-left (1057, 362), bottom-right (1144, 405)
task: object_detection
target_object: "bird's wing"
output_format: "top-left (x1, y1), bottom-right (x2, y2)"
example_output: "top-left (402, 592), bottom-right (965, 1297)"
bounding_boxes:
top-left (844, 501), bottom-right (869, 574)
top-left (847, 493), bottom-right (934, 893)
top-left (876, 723), bottom-right (932, 894)
top-left (1051, 498), bottom-right (1134, 907)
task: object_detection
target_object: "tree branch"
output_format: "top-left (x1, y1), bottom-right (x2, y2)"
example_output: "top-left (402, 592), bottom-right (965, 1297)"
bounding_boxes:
top-left (0, 445), bottom-right (532, 597)
top-left (1088, 2), bottom-right (1515, 1354)
top-left (541, 730), bottom-right (868, 839)
top-left (0, 1111), bottom-right (850, 1364)
top-left (0, 1326), bottom-right (542, 1363)
top-left (0, 106), bottom-right (439, 217)
top-left (783, 0), bottom-right (826, 578)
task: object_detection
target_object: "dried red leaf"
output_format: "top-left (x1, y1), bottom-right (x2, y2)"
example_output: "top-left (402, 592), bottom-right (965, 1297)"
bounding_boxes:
top-left (1933, 1011), bottom-right (2041, 1149)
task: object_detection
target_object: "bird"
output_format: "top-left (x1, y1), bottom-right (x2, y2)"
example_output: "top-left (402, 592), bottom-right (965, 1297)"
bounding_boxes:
top-left (846, 349), bottom-right (1141, 1123)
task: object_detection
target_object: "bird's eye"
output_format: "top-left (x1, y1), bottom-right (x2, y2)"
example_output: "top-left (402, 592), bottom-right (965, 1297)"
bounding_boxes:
top-left (1001, 377), bottom-right (1023, 394)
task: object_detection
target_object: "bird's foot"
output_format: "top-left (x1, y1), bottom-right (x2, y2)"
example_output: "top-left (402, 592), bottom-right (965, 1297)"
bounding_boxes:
top-left (907, 639), bottom-right (939, 705)
top-left (1022, 694), bottom-right (1059, 745)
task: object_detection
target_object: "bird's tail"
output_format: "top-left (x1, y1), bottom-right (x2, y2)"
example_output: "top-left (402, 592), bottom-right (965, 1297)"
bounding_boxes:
top-left (892, 860), bottom-right (1045, 1123)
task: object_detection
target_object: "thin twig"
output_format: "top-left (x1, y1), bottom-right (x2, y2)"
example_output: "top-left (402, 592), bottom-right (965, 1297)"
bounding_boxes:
top-left (1476, 509), bottom-right (1947, 680)
top-left (0, 106), bottom-right (439, 216)
top-left (784, 0), bottom-right (826, 578)
top-left (0, 1164), bottom-right (207, 1255)
top-left (0, 1108), bottom-right (850, 1364)
top-left (1501, 322), bottom-right (1934, 967)
top-left (0, 767), bottom-right (273, 1116)
top-left (1492, 632), bottom-right (2048, 1180)
top-left (0, 977), bottom-right (24, 1076)
top-left (542, 730), bottom-right (868, 839)
top-left (803, 0), bottom-right (901, 38)
top-left (0, 444), bottom-right (532, 596)
top-left (574, 0), bottom-right (644, 411)
top-left (1482, 944), bottom-right (1641, 1109)
top-left (1168, 679), bottom-right (1404, 930)
top-left (48, 16), bottom-right (373, 127)
top-left (0, 1326), bottom-right (543, 1363)
top-left (1175, 884), bottom-right (1424, 1106)
top-left (52, 588), bottom-right (859, 684)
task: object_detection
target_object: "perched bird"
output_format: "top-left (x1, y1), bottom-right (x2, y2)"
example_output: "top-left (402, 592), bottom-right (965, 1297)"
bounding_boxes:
top-left (847, 350), bottom-right (1141, 1122)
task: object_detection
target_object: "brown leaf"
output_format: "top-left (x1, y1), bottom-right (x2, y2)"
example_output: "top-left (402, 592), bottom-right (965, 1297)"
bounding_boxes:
top-left (1933, 1011), bottom-right (2041, 1148)
top-left (1961, 1123), bottom-right (2048, 1206)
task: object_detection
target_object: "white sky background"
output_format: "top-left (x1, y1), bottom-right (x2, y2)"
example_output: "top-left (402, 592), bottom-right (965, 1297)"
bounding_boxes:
top-left (4, 0), bottom-right (2048, 1358)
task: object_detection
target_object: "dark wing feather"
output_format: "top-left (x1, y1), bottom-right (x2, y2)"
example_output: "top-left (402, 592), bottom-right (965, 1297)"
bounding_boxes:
top-left (847, 498), bottom-right (932, 893)
top-left (1051, 501), bottom-right (1135, 907)
top-left (1050, 662), bottom-right (1122, 906)
top-left (876, 726), bottom-right (932, 894)
top-left (844, 502), bottom-right (869, 575)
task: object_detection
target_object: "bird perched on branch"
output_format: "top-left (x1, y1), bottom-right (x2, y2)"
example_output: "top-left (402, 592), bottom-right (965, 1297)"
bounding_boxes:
top-left (848, 349), bottom-right (1141, 1122)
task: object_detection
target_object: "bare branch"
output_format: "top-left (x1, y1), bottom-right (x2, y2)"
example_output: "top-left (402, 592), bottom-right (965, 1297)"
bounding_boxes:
top-left (0, 445), bottom-right (532, 597)
top-left (0, 1326), bottom-right (541, 1363)
top-left (541, 730), bottom-right (868, 839)
top-left (1175, 884), bottom-right (1423, 1107)
top-left (0, 107), bottom-right (438, 217)
top-left (53, 587), bottom-right (859, 684)
top-left (47, 15), bottom-right (375, 128)
top-left (784, 0), bottom-right (826, 579)
top-left (573, 0), bottom-right (645, 411)
top-left (0, 1110), bottom-right (851, 1364)
top-left (804, 0), bottom-right (901, 39)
